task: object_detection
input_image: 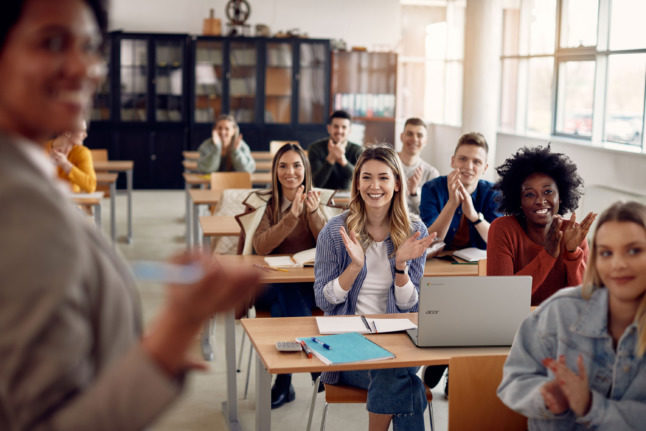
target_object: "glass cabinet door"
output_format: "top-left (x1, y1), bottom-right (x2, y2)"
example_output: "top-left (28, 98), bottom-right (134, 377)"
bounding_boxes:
top-left (194, 40), bottom-right (224, 123)
top-left (154, 40), bottom-right (184, 122)
top-left (120, 38), bottom-right (148, 122)
top-left (299, 42), bottom-right (327, 123)
top-left (229, 41), bottom-right (256, 123)
top-left (265, 42), bottom-right (292, 124)
top-left (91, 39), bottom-right (111, 121)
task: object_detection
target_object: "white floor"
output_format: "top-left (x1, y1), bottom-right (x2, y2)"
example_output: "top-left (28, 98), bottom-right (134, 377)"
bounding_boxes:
top-left (100, 190), bottom-right (449, 430)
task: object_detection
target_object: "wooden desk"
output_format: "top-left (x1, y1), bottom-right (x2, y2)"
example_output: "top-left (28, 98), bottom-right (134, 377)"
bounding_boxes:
top-left (254, 160), bottom-right (272, 172)
top-left (251, 151), bottom-right (272, 161)
top-left (71, 191), bottom-right (104, 227)
top-left (183, 150), bottom-right (199, 160)
top-left (96, 172), bottom-right (118, 243)
top-left (189, 188), bottom-right (222, 246)
top-left (242, 315), bottom-right (509, 431)
top-left (199, 215), bottom-right (241, 247)
top-left (215, 255), bottom-right (479, 430)
top-left (93, 160), bottom-right (134, 243)
top-left (183, 159), bottom-right (198, 172)
top-left (251, 172), bottom-right (271, 187)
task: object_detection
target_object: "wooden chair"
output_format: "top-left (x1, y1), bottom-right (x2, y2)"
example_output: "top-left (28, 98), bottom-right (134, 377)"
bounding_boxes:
top-left (448, 354), bottom-right (527, 431)
top-left (307, 380), bottom-right (434, 431)
top-left (478, 258), bottom-right (487, 276)
top-left (208, 172), bottom-right (252, 215)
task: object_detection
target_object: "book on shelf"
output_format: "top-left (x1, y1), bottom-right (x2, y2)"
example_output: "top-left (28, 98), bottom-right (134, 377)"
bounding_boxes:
top-left (315, 315), bottom-right (417, 335)
top-left (296, 332), bottom-right (394, 365)
top-left (264, 248), bottom-right (316, 268)
top-left (452, 247), bottom-right (487, 262)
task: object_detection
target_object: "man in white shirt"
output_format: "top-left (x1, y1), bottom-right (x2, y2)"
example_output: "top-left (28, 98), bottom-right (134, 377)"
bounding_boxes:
top-left (397, 118), bottom-right (439, 215)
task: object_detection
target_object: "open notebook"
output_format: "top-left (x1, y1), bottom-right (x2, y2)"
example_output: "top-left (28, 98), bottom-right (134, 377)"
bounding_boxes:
top-left (264, 248), bottom-right (316, 268)
top-left (316, 316), bottom-right (417, 335)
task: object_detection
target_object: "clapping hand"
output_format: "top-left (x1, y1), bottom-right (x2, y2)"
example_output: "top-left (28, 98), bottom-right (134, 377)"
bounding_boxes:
top-left (305, 189), bottom-right (321, 213)
top-left (340, 227), bottom-right (364, 269)
top-left (446, 169), bottom-right (463, 207)
top-left (395, 231), bottom-right (437, 266)
top-left (51, 150), bottom-right (73, 173)
top-left (545, 216), bottom-right (563, 258)
top-left (542, 355), bottom-right (592, 417)
top-left (457, 180), bottom-right (478, 222)
top-left (407, 166), bottom-right (423, 196)
top-left (290, 185), bottom-right (306, 218)
top-left (562, 212), bottom-right (597, 253)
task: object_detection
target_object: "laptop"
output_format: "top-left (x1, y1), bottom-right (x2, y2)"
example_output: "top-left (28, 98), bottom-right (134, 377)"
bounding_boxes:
top-left (407, 276), bottom-right (531, 347)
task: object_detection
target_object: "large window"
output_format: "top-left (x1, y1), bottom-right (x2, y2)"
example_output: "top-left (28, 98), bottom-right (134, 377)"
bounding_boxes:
top-left (398, 0), bottom-right (465, 126)
top-left (499, 0), bottom-right (646, 152)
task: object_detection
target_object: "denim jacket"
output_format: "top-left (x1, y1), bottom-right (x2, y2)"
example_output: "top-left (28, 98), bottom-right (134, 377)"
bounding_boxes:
top-left (498, 286), bottom-right (646, 430)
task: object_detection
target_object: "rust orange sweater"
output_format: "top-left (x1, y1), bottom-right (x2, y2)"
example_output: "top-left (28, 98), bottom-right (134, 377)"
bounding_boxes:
top-left (487, 215), bottom-right (588, 305)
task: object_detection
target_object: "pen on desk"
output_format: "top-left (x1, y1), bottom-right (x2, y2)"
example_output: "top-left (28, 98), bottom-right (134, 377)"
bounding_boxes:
top-left (360, 315), bottom-right (375, 333)
top-left (299, 340), bottom-right (313, 358)
top-left (311, 337), bottom-right (331, 350)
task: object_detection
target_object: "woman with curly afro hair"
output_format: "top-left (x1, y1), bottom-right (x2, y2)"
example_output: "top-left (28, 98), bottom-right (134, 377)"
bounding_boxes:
top-left (487, 146), bottom-right (597, 305)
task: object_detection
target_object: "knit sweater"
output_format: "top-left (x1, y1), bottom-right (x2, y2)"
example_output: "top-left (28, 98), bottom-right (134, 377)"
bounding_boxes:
top-left (487, 215), bottom-right (588, 305)
top-left (46, 143), bottom-right (97, 193)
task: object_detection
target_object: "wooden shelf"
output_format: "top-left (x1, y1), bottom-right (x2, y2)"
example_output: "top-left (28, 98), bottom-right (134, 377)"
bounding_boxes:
top-left (353, 116), bottom-right (395, 123)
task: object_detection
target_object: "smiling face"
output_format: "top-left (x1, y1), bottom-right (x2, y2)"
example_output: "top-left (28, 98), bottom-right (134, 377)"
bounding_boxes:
top-left (276, 150), bottom-right (305, 194)
top-left (400, 124), bottom-right (427, 158)
top-left (0, 0), bottom-right (103, 142)
top-left (357, 159), bottom-right (400, 212)
top-left (327, 117), bottom-right (351, 144)
top-left (595, 220), bottom-right (646, 310)
top-left (213, 119), bottom-right (236, 146)
top-left (450, 144), bottom-right (488, 188)
top-left (520, 172), bottom-right (560, 227)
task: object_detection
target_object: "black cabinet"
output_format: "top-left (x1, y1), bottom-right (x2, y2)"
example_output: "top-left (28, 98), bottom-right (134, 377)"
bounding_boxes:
top-left (87, 32), bottom-right (331, 189)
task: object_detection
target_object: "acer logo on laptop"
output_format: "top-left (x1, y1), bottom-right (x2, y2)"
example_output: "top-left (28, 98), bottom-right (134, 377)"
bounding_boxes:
top-left (425, 310), bottom-right (439, 315)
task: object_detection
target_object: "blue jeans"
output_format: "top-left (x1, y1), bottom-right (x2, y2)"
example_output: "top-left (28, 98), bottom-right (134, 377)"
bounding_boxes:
top-left (338, 367), bottom-right (427, 431)
top-left (254, 282), bottom-right (314, 317)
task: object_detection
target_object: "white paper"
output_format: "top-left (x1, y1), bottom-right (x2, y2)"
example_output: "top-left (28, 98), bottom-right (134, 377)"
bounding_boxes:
top-left (264, 255), bottom-right (299, 268)
top-left (452, 247), bottom-right (487, 262)
top-left (316, 316), bottom-right (417, 335)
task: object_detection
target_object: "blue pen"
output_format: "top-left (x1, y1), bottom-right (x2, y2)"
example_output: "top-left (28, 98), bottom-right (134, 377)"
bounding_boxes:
top-left (311, 337), bottom-right (331, 350)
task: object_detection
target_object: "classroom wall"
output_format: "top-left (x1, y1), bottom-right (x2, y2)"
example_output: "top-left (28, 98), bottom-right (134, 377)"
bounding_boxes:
top-left (108, 0), bottom-right (401, 50)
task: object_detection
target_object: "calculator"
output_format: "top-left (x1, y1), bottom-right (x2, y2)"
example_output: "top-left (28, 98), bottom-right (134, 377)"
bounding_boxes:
top-left (275, 341), bottom-right (302, 352)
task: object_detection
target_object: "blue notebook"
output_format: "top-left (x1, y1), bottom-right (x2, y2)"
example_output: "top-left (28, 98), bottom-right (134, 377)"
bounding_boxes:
top-left (297, 332), bottom-right (395, 365)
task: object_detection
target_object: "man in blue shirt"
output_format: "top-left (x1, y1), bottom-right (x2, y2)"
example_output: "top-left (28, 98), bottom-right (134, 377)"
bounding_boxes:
top-left (420, 132), bottom-right (500, 251)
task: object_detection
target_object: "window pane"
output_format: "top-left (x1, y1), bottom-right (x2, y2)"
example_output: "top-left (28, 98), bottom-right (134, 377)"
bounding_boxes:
top-left (609, 0), bottom-right (646, 50)
top-left (605, 54), bottom-right (645, 147)
top-left (426, 60), bottom-right (445, 123)
top-left (528, 0), bottom-right (556, 54)
top-left (559, 0), bottom-right (598, 48)
top-left (527, 58), bottom-right (553, 135)
top-left (445, 61), bottom-right (462, 126)
top-left (397, 60), bottom-right (426, 120)
top-left (500, 59), bottom-right (520, 131)
top-left (555, 60), bottom-right (595, 137)
top-left (502, 8), bottom-right (520, 56)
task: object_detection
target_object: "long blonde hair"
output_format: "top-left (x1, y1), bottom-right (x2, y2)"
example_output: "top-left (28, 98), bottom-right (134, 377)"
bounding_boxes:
top-left (582, 201), bottom-right (646, 356)
top-left (269, 143), bottom-right (312, 225)
top-left (346, 144), bottom-right (411, 253)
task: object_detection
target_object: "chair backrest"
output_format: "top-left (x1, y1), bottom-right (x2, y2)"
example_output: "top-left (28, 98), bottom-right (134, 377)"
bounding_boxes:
top-left (210, 171), bottom-right (252, 190)
top-left (448, 354), bottom-right (527, 431)
top-left (269, 140), bottom-right (299, 155)
top-left (90, 149), bottom-right (108, 162)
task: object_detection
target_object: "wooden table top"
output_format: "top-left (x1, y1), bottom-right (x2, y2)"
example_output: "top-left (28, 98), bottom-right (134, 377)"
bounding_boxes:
top-left (184, 172), bottom-right (271, 187)
top-left (199, 215), bottom-right (241, 237)
top-left (71, 192), bottom-right (104, 205)
top-left (189, 188), bottom-right (222, 205)
top-left (216, 254), bottom-right (479, 283)
top-left (96, 172), bottom-right (118, 184)
top-left (183, 151), bottom-right (199, 160)
top-left (93, 160), bottom-right (133, 171)
top-left (251, 172), bottom-right (271, 186)
top-left (254, 160), bottom-right (272, 171)
top-left (241, 314), bottom-right (509, 374)
top-left (183, 159), bottom-right (198, 171)
top-left (251, 151), bottom-right (272, 161)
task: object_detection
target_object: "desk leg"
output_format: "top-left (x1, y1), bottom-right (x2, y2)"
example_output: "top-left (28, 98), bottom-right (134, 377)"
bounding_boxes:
top-left (185, 182), bottom-right (192, 248)
top-left (222, 310), bottom-right (240, 430)
top-left (126, 169), bottom-right (133, 244)
top-left (110, 182), bottom-right (116, 244)
top-left (255, 354), bottom-right (271, 431)
top-left (94, 203), bottom-right (101, 227)
top-left (193, 203), bottom-right (201, 248)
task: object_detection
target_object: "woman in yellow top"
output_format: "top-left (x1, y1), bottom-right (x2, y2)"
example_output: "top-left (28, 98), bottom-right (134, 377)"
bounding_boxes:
top-left (47, 121), bottom-right (96, 193)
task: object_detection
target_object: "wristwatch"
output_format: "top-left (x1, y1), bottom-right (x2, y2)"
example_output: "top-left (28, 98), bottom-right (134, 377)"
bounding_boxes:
top-left (394, 265), bottom-right (407, 274)
top-left (471, 212), bottom-right (484, 225)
